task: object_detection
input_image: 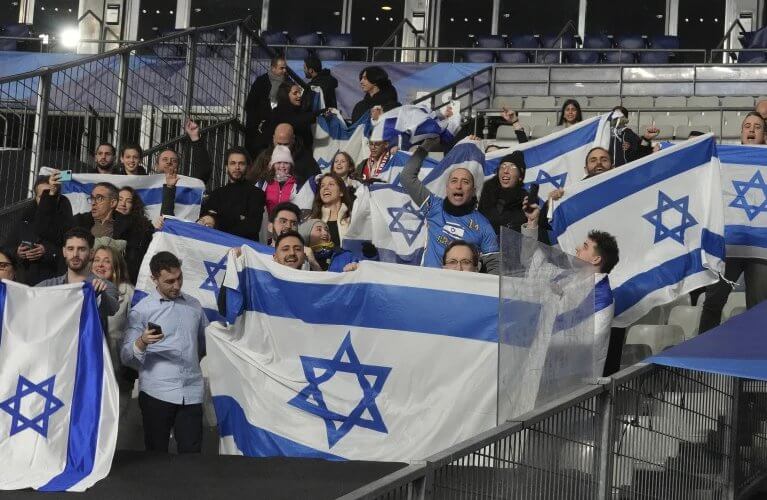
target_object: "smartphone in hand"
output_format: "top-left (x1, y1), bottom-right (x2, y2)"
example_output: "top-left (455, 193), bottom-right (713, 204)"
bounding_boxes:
top-left (58, 170), bottom-right (73, 182)
top-left (147, 322), bottom-right (163, 337)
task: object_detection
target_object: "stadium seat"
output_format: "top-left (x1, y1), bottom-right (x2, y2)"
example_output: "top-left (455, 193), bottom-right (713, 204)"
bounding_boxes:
top-left (196, 31), bottom-right (222, 57)
top-left (286, 32), bottom-right (320, 59)
top-left (524, 96), bottom-right (556, 108)
top-left (687, 96), bottom-right (720, 108)
top-left (728, 306), bottom-right (747, 319)
top-left (537, 34), bottom-right (575, 64)
top-left (722, 292), bottom-right (746, 321)
top-left (317, 33), bottom-right (352, 60)
top-left (640, 35), bottom-right (679, 64)
top-left (531, 125), bottom-right (557, 138)
top-left (495, 125), bottom-right (519, 139)
top-left (477, 34), bottom-right (505, 49)
top-left (605, 35), bottom-right (644, 64)
top-left (667, 306), bottom-right (703, 340)
top-left (721, 96), bottom-right (755, 108)
top-left (625, 324), bottom-right (684, 355)
top-left (654, 96), bottom-right (687, 108)
top-left (259, 30), bottom-right (289, 57)
top-left (589, 96), bottom-right (621, 109)
top-left (690, 113), bottom-right (723, 136)
top-left (623, 96), bottom-right (654, 109)
top-left (463, 49), bottom-right (496, 63)
top-left (581, 111), bottom-right (600, 120)
top-left (464, 35), bottom-right (498, 62)
top-left (498, 34), bottom-right (538, 64)
top-left (567, 34), bottom-right (609, 64)
top-left (620, 344), bottom-right (653, 368)
top-left (722, 111), bottom-right (747, 140)
top-left (676, 124), bottom-right (711, 138)
top-left (493, 96), bottom-right (524, 109)
top-left (654, 113), bottom-right (689, 127)
top-left (520, 111), bottom-right (556, 127)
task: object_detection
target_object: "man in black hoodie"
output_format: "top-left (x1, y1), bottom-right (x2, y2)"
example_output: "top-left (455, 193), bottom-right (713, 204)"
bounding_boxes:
top-left (304, 55), bottom-right (338, 109)
top-left (202, 146), bottom-right (266, 242)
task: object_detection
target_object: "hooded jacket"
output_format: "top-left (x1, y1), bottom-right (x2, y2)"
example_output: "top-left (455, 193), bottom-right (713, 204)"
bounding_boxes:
top-left (310, 69), bottom-right (339, 109)
top-left (351, 84), bottom-right (401, 123)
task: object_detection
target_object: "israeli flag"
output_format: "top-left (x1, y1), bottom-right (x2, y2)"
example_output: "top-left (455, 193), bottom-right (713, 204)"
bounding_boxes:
top-left (550, 134), bottom-right (726, 327)
top-left (377, 104), bottom-right (461, 149)
top-left (0, 280), bottom-right (118, 491)
top-left (718, 144), bottom-right (767, 261)
top-left (343, 139), bottom-right (486, 264)
top-left (206, 247), bottom-right (499, 461)
top-left (46, 170), bottom-right (205, 222)
top-left (133, 218), bottom-right (273, 321)
top-left (487, 114), bottom-right (611, 201)
top-left (313, 111), bottom-right (371, 172)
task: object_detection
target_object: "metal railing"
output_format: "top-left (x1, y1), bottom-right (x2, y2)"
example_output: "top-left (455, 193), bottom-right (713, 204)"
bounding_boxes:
top-left (0, 17), bottom-right (278, 232)
top-left (411, 66), bottom-right (493, 116)
top-left (341, 364), bottom-right (767, 499)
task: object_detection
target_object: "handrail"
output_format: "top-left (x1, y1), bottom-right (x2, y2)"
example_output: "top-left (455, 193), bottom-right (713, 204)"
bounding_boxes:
top-left (712, 18), bottom-right (750, 62)
top-left (236, 21), bottom-right (310, 92)
top-left (372, 18), bottom-right (425, 62)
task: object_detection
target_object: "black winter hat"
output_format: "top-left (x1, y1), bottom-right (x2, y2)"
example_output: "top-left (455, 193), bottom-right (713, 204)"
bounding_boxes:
top-left (498, 151), bottom-right (526, 177)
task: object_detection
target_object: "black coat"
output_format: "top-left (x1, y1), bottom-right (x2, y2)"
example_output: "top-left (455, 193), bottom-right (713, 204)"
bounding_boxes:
top-left (260, 103), bottom-right (319, 153)
top-left (8, 192), bottom-right (74, 285)
top-left (244, 73), bottom-right (278, 156)
top-left (202, 181), bottom-right (267, 242)
top-left (608, 128), bottom-right (653, 167)
top-left (351, 84), bottom-right (401, 123)
top-left (72, 211), bottom-right (153, 284)
top-left (310, 69), bottom-right (338, 109)
top-left (478, 178), bottom-right (529, 235)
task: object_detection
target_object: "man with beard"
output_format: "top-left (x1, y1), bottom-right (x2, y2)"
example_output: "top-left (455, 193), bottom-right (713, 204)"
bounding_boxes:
top-left (93, 142), bottom-right (117, 174)
top-left (266, 202), bottom-right (301, 246)
top-left (202, 146), bottom-right (266, 241)
top-left (36, 227), bottom-right (119, 324)
top-left (401, 137), bottom-right (499, 268)
top-left (272, 231), bottom-right (307, 270)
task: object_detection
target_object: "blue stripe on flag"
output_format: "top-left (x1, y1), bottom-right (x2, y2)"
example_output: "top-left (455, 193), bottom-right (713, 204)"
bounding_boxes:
top-left (725, 225), bottom-right (767, 248)
top-left (213, 395), bottom-right (345, 460)
top-left (718, 144), bottom-right (767, 166)
top-left (162, 218), bottom-right (274, 254)
top-left (233, 268), bottom-right (498, 343)
top-left (0, 282), bottom-right (5, 347)
top-left (316, 111), bottom-right (371, 140)
top-left (62, 182), bottom-right (203, 206)
top-left (40, 283), bottom-right (104, 491)
top-left (612, 229), bottom-right (724, 316)
top-left (485, 118), bottom-right (600, 173)
top-left (551, 138), bottom-right (716, 242)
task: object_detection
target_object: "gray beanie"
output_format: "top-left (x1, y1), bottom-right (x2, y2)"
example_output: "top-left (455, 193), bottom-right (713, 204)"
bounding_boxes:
top-left (298, 218), bottom-right (327, 244)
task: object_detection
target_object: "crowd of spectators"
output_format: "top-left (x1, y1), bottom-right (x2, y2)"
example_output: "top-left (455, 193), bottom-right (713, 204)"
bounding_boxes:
top-left (3, 52), bottom-right (766, 455)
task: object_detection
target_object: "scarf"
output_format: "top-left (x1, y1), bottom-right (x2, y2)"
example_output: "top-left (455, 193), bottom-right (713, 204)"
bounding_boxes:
top-left (268, 73), bottom-right (283, 103)
top-left (363, 150), bottom-right (391, 179)
top-left (481, 177), bottom-right (526, 215)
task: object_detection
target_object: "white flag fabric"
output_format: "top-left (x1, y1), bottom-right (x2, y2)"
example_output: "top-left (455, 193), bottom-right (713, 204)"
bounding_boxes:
top-left (718, 144), bottom-right (767, 261)
top-left (207, 247), bottom-right (499, 461)
top-left (549, 134), bottom-right (726, 327)
top-left (487, 114), bottom-right (611, 201)
top-left (0, 280), bottom-right (117, 491)
top-left (133, 217), bottom-right (273, 321)
top-left (313, 111), bottom-right (371, 172)
top-left (47, 171), bottom-right (205, 222)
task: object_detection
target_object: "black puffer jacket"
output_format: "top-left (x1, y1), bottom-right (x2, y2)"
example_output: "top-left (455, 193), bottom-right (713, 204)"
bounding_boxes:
top-left (350, 84), bottom-right (400, 123)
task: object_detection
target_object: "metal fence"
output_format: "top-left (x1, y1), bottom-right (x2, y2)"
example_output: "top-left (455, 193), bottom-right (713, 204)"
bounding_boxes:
top-left (340, 364), bottom-right (767, 499)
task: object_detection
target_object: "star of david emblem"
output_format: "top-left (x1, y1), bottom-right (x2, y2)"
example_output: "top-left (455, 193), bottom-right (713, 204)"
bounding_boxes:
top-left (200, 256), bottom-right (227, 297)
top-left (0, 375), bottom-right (64, 438)
top-left (730, 171), bottom-right (767, 221)
top-left (388, 202), bottom-right (426, 246)
top-left (642, 191), bottom-right (698, 245)
top-left (288, 333), bottom-right (391, 448)
top-left (535, 169), bottom-right (567, 189)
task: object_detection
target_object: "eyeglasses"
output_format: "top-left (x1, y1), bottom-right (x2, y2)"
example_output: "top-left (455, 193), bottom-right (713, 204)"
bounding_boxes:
top-left (276, 217), bottom-right (298, 227)
top-left (445, 259), bottom-right (474, 267)
top-left (0, 262), bottom-right (13, 270)
top-left (87, 195), bottom-right (112, 204)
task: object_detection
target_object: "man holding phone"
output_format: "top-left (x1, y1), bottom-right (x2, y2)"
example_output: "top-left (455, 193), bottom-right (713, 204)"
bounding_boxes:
top-left (121, 251), bottom-right (208, 453)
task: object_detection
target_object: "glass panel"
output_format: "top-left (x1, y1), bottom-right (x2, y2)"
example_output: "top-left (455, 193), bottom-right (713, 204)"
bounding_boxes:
top-left (498, 228), bottom-right (597, 421)
top-left (268, 0), bottom-right (343, 35)
top-left (498, 0), bottom-right (580, 36)
top-left (137, 0), bottom-right (177, 41)
top-left (438, 0), bottom-right (493, 48)
top-left (351, 0), bottom-right (405, 49)
top-left (585, 0), bottom-right (666, 36)
top-left (191, 0), bottom-right (261, 28)
top-left (0, 2), bottom-right (20, 27)
top-left (678, 0), bottom-right (725, 54)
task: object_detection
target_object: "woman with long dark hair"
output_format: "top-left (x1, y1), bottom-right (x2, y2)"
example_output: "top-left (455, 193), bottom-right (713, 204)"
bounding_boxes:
top-left (261, 82), bottom-right (322, 155)
top-left (113, 186), bottom-right (154, 283)
top-left (557, 98), bottom-right (583, 127)
top-left (351, 66), bottom-right (401, 123)
top-left (309, 173), bottom-right (354, 247)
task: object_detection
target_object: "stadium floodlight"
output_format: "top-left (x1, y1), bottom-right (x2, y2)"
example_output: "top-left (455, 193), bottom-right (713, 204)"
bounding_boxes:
top-left (60, 28), bottom-right (80, 49)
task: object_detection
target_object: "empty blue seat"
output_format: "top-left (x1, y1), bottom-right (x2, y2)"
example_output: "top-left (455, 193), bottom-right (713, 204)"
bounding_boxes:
top-left (604, 34), bottom-right (644, 63)
top-left (476, 35), bottom-right (505, 48)
top-left (567, 34), bottom-right (609, 64)
top-left (256, 30), bottom-right (289, 58)
top-left (317, 33), bottom-right (352, 61)
top-left (498, 34), bottom-right (537, 63)
top-left (739, 27), bottom-right (767, 63)
top-left (640, 35), bottom-right (679, 64)
top-left (537, 33), bottom-right (575, 63)
top-left (287, 32), bottom-right (320, 59)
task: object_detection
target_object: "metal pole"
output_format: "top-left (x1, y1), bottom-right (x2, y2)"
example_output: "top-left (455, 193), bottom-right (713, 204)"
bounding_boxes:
top-left (230, 25), bottom-right (245, 149)
top-left (112, 50), bottom-right (130, 155)
top-left (595, 382), bottom-right (616, 500)
top-left (727, 377), bottom-right (742, 500)
top-left (182, 31), bottom-right (198, 174)
top-left (29, 72), bottom-right (51, 195)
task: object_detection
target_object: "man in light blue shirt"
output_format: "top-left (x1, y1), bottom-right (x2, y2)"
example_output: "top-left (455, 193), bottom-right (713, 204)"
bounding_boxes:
top-left (121, 251), bottom-right (208, 453)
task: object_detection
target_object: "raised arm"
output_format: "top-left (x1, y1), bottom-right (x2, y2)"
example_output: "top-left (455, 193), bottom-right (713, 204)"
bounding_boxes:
top-left (400, 146), bottom-right (432, 206)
